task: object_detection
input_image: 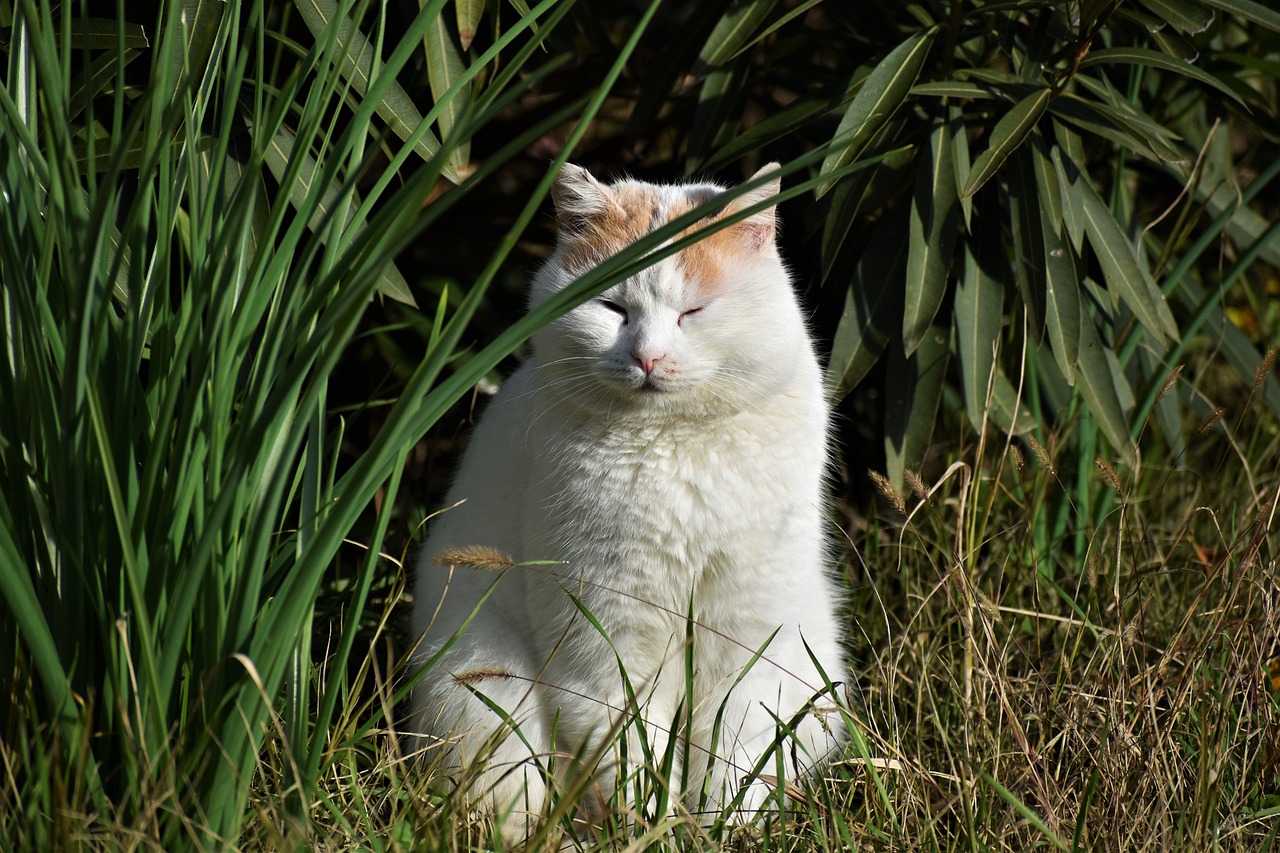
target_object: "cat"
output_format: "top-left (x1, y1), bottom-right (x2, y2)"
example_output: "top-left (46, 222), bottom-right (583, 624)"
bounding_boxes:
top-left (410, 162), bottom-right (847, 841)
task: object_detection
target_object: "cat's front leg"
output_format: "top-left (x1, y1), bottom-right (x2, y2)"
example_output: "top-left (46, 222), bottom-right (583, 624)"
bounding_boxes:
top-left (535, 621), bottom-right (692, 827)
top-left (695, 620), bottom-right (846, 819)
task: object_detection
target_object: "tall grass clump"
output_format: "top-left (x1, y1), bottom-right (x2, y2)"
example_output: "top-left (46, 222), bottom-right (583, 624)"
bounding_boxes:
top-left (0, 0), bottom-right (664, 845)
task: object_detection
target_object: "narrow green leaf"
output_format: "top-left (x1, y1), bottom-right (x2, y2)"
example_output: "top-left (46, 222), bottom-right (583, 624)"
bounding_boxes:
top-left (1074, 177), bottom-right (1178, 345)
top-left (950, 106), bottom-right (973, 227)
top-left (726, 0), bottom-right (825, 60)
top-left (989, 373), bottom-right (1037, 435)
top-left (825, 208), bottom-right (909, 400)
top-left (455, 0), bottom-right (485, 49)
top-left (818, 139), bottom-right (914, 281)
top-left (1032, 135), bottom-right (1080, 384)
top-left (979, 770), bottom-right (1070, 852)
top-left (1136, 0), bottom-right (1215, 33)
top-left (954, 240), bottom-right (1004, 432)
top-left (1150, 26), bottom-right (1201, 63)
top-left (818, 30), bottom-right (934, 197)
top-left (1075, 302), bottom-right (1137, 464)
top-left (422, 4), bottom-right (472, 176)
top-left (68, 18), bottom-right (149, 50)
top-left (697, 0), bottom-right (780, 70)
top-left (264, 126), bottom-right (417, 306)
top-left (1187, 177), bottom-right (1280, 269)
top-left (1075, 76), bottom-right (1187, 154)
top-left (1050, 93), bottom-right (1182, 163)
top-left (885, 325), bottom-right (950, 490)
top-left (1080, 48), bottom-right (1243, 105)
top-left (911, 81), bottom-right (995, 99)
top-left (1105, 346), bottom-right (1136, 412)
top-left (702, 97), bottom-right (831, 174)
top-left (1198, 0), bottom-right (1280, 32)
top-left (1006, 146), bottom-right (1046, 336)
top-left (69, 47), bottom-right (143, 121)
top-left (0, 527), bottom-right (79, 736)
top-left (904, 118), bottom-right (958, 355)
top-left (167, 0), bottom-right (225, 106)
top-left (1050, 127), bottom-right (1086, 253)
top-left (1041, 216), bottom-right (1080, 387)
top-left (1028, 133), bottom-right (1062, 240)
top-left (962, 87), bottom-right (1051, 199)
top-left (1159, 205), bottom-right (1280, 421)
top-left (688, 61), bottom-right (748, 167)
top-left (294, 0), bottom-right (457, 182)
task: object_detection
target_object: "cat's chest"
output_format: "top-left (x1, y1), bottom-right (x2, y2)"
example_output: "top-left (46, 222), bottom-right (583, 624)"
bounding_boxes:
top-left (530, 411), bottom-right (805, 550)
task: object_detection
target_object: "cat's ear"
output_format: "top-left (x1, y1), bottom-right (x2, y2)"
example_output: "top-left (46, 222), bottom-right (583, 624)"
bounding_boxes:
top-left (724, 163), bottom-right (781, 253)
top-left (551, 164), bottom-right (614, 236)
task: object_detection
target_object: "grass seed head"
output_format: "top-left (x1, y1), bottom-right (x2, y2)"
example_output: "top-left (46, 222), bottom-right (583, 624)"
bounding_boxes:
top-left (1096, 459), bottom-right (1123, 494)
top-left (974, 588), bottom-right (1002, 623)
top-left (1198, 406), bottom-right (1226, 435)
top-left (1156, 364), bottom-right (1184, 404)
top-left (868, 469), bottom-right (906, 514)
top-left (1010, 444), bottom-right (1025, 473)
top-left (1252, 348), bottom-right (1277, 394)
top-left (905, 469), bottom-right (928, 501)
top-left (1026, 435), bottom-right (1054, 474)
top-left (433, 545), bottom-right (516, 570)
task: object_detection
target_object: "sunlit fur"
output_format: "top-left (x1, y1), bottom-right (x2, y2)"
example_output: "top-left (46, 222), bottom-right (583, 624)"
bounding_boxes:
top-left (410, 164), bottom-right (847, 840)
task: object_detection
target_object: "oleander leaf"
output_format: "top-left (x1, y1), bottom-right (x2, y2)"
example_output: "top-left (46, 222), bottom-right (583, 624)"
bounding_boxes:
top-left (1198, 0), bottom-right (1280, 32)
top-left (295, 0), bottom-right (457, 182)
top-left (1080, 47), bottom-right (1244, 105)
top-left (951, 106), bottom-right (973, 227)
top-left (962, 87), bottom-right (1051, 199)
top-left (455, 0), bottom-right (485, 49)
top-left (885, 324), bottom-right (951, 490)
top-left (818, 30), bottom-right (934, 197)
top-left (904, 118), bottom-right (959, 355)
top-left (1032, 135), bottom-right (1080, 384)
top-left (697, 0), bottom-right (779, 70)
top-left (954, 239), bottom-right (1005, 432)
top-left (1076, 305), bottom-right (1137, 464)
top-left (1074, 177), bottom-right (1178, 345)
top-left (826, 208), bottom-right (909, 400)
top-left (423, 6), bottom-right (472, 176)
top-left (1136, 0), bottom-right (1215, 33)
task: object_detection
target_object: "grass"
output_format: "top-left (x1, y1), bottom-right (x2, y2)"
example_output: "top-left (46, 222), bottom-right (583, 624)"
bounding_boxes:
top-left (32, 344), bottom-right (1263, 852)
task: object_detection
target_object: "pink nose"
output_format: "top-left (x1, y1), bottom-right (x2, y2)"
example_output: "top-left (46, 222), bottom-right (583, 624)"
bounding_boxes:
top-left (633, 351), bottom-right (666, 374)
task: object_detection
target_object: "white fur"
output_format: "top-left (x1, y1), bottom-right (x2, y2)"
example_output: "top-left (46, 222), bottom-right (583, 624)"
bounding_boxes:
top-left (410, 165), bottom-right (846, 838)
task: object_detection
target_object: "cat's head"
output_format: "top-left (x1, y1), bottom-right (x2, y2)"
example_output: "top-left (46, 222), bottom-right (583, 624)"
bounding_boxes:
top-left (528, 164), bottom-right (814, 419)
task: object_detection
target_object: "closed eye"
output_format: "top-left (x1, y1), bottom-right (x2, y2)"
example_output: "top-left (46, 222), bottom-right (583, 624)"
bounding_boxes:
top-left (598, 298), bottom-right (629, 324)
top-left (678, 305), bottom-right (705, 326)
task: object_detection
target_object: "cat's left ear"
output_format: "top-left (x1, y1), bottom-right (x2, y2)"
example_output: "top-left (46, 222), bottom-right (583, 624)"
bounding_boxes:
top-left (724, 163), bottom-right (781, 253)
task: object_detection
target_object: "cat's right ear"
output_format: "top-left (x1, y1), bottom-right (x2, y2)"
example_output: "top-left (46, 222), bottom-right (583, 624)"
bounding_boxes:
top-left (551, 164), bottom-right (612, 235)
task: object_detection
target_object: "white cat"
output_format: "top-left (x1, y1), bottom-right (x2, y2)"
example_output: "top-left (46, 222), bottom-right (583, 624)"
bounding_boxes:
top-left (410, 163), bottom-right (847, 839)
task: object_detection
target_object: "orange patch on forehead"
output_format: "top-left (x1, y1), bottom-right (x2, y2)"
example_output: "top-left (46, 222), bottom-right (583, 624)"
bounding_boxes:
top-left (675, 236), bottom-right (730, 299)
top-left (555, 179), bottom-right (764, 303)
top-left (559, 184), bottom-right (660, 271)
